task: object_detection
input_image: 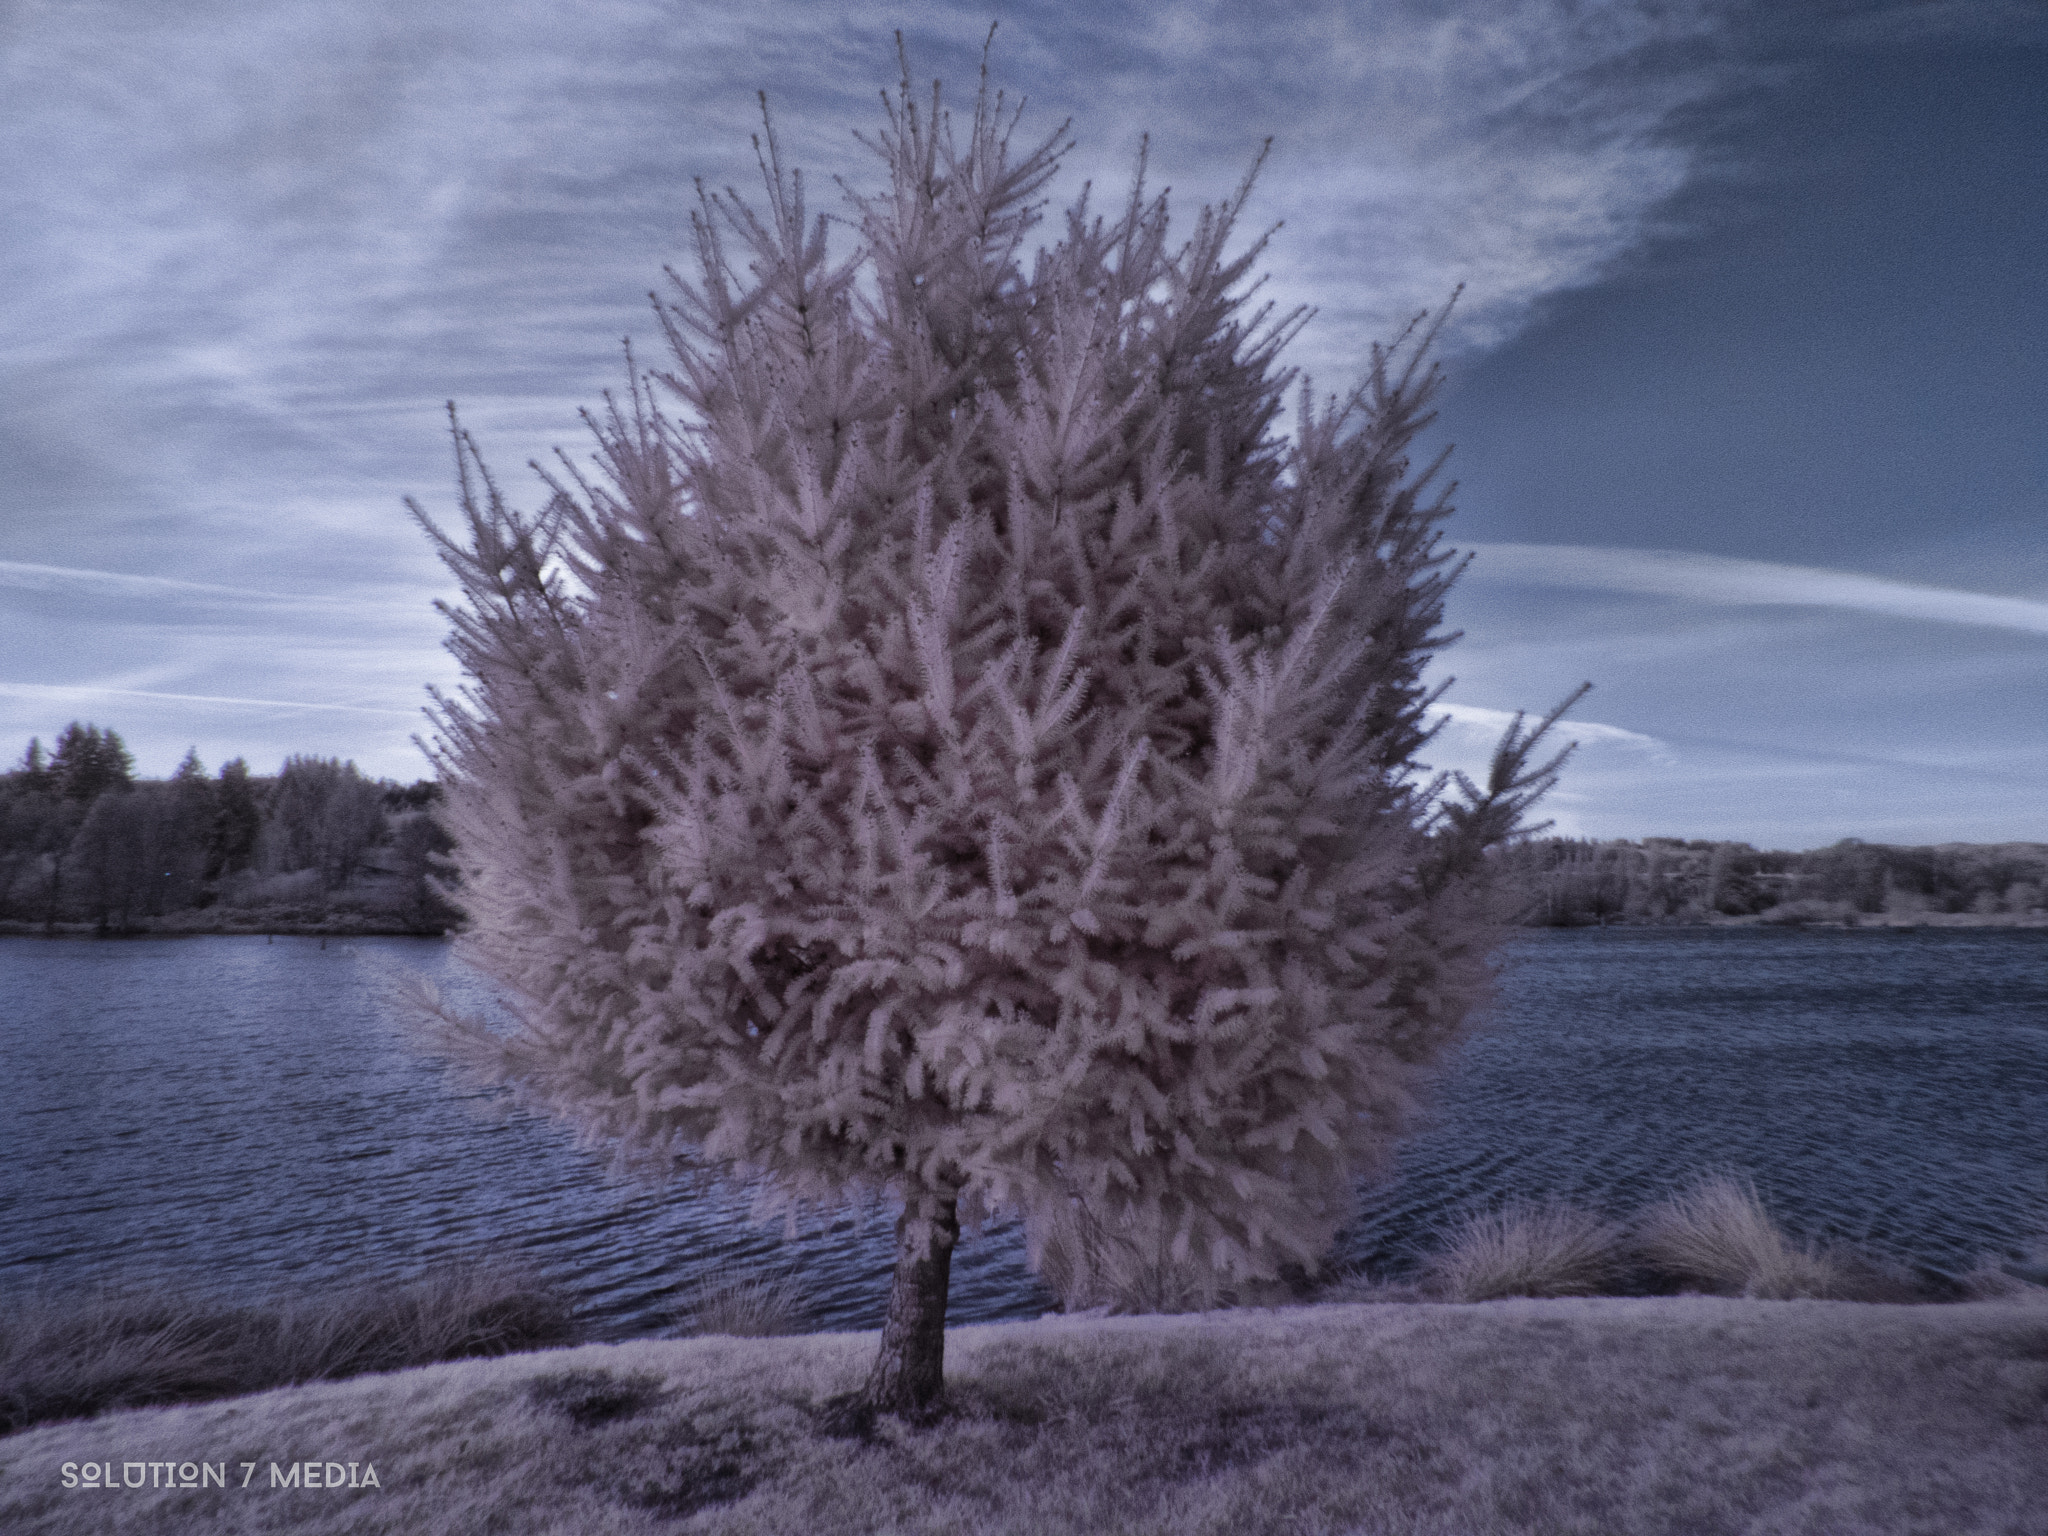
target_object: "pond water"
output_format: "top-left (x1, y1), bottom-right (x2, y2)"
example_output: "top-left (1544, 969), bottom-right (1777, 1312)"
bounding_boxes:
top-left (3, 927), bottom-right (2043, 1337)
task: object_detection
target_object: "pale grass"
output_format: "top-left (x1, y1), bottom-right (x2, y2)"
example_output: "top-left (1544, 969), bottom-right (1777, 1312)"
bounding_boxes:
top-left (676, 1275), bottom-right (810, 1339)
top-left (0, 1266), bottom-right (574, 1436)
top-left (1028, 1198), bottom-right (1291, 1314)
top-left (1051, 1178), bottom-right (1939, 1316)
top-left (1635, 1175), bottom-right (1870, 1299)
top-left (5, 1294), bottom-right (2046, 1535)
top-left (1417, 1199), bottom-right (1631, 1301)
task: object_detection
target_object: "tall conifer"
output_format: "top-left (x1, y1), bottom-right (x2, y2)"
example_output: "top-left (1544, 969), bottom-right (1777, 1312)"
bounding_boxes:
top-left (411, 42), bottom-right (1577, 1413)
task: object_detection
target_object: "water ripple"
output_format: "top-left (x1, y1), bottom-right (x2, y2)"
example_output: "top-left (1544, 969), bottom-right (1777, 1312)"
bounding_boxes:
top-left (2, 927), bottom-right (2043, 1336)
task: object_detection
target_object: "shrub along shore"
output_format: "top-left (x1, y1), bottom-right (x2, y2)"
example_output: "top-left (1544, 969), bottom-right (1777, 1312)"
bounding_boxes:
top-left (4, 1181), bottom-right (2044, 1533)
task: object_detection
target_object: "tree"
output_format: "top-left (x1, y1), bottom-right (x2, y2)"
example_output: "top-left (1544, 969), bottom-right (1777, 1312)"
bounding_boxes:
top-left (390, 808), bottom-right (458, 931)
top-left (0, 745), bottom-right (77, 923)
top-left (210, 758), bottom-right (263, 877)
top-left (409, 44), bottom-right (1576, 1416)
top-left (15, 737), bottom-right (52, 793)
top-left (49, 722), bottom-right (134, 802)
top-left (161, 750), bottom-right (216, 909)
top-left (262, 755), bottom-right (386, 890)
top-left (68, 784), bottom-right (178, 932)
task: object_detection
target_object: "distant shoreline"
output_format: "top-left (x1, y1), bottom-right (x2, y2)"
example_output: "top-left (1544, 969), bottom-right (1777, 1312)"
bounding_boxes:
top-left (1503, 836), bottom-right (2048, 928)
top-left (1608, 910), bottom-right (2048, 931)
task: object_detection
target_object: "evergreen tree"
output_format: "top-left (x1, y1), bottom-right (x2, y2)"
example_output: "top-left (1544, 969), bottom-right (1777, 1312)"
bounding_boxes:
top-left (210, 758), bottom-right (262, 877)
top-left (15, 737), bottom-right (52, 793)
top-left (0, 742), bottom-right (75, 923)
top-left (68, 785), bottom-right (175, 931)
top-left (49, 722), bottom-right (134, 802)
top-left (390, 808), bottom-right (458, 931)
top-left (263, 756), bottom-right (386, 890)
top-left (410, 46), bottom-right (1576, 1413)
top-left (161, 749), bottom-right (216, 909)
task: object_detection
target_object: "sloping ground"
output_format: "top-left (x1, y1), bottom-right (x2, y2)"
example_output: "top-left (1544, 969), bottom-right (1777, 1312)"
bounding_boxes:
top-left (3, 1296), bottom-right (2045, 1536)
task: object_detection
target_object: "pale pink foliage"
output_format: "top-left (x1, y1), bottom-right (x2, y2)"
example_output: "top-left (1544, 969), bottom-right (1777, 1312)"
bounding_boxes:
top-left (409, 53), bottom-right (1576, 1310)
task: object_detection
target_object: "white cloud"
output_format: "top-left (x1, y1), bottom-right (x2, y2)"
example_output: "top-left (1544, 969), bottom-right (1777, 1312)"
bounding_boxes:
top-left (0, 682), bottom-right (415, 719)
top-left (0, 559), bottom-right (359, 607)
top-left (0, 560), bottom-right (444, 632)
top-left (0, 0), bottom-right (1757, 534)
top-left (1430, 700), bottom-right (1670, 757)
top-left (1465, 545), bottom-right (2048, 636)
top-left (1433, 700), bottom-right (1671, 765)
top-left (5, 2), bottom-right (2039, 824)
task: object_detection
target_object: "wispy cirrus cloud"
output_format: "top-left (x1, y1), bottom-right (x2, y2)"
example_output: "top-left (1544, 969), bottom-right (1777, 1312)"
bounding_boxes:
top-left (1464, 545), bottom-right (2048, 636)
top-left (3, 0), bottom-right (2042, 829)
top-left (1430, 700), bottom-right (1672, 758)
top-left (0, 681), bottom-right (417, 719)
top-left (0, 0), bottom-right (1785, 780)
top-left (0, 559), bottom-right (427, 612)
top-left (0, 0), bottom-right (1761, 563)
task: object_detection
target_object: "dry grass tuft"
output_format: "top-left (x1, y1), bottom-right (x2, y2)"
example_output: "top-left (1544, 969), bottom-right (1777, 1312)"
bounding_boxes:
top-left (0, 1263), bottom-right (574, 1436)
top-left (1634, 1174), bottom-right (1870, 1299)
top-left (1323, 1178), bottom-right (2012, 1308)
top-left (1028, 1200), bottom-right (1296, 1315)
top-left (1420, 1200), bottom-right (1632, 1301)
top-left (678, 1274), bottom-right (812, 1338)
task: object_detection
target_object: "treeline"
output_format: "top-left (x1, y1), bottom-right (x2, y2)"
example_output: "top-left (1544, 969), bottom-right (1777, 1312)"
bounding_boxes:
top-left (0, 723), bottom-right (456, 934)
top-left (9, 724), bottom-right (2043, 936)
top-left (1501, 837), bottom-right (2048, 927)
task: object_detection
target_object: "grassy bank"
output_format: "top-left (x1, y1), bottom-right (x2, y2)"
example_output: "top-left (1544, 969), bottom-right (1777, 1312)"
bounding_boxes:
top-left (0, 1268), bottom-right (573, 1437)
top-left (3, 1295), bottom-right (2046, 1535)
top-left (6, 1182), bottom-right (2042, 1532)
top-left (10, 1177), bottom-right (2036, 1442)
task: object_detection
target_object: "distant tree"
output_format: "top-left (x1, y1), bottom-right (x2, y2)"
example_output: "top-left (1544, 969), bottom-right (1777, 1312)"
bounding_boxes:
top-left (68, 785), bottom-right (178, 931)
top-left (156, 750), bottom-right (216, 909)
top-left (210, 758), bottom-right (263, 877)
top-left (1804, 840), bottom-right (1886, 914)
top-left (262, 755), bottom-right (386, 890)
top-left (49, 722), bottom-right (134, 802)
top-left (383, 778), bottom-right (445, 812)
top-left (1500, 836), bottom-right (2048, 927)
top-left (409, 50), bottom-right (1575, 1414)
top-left (14, 737), bottom-right (53, 793)
top-left (0, 755), bottom-right (80, 923)
top-left (390, 809), bottom-right (458, 931)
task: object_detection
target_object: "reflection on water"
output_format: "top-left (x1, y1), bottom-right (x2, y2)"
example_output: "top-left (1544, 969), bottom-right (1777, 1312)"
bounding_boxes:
top-left (2, 927), bottom-right (2043, 1337)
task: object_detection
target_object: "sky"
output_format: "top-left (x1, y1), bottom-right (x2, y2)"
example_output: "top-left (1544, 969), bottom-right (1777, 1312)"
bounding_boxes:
top-left (2, 0), bottom-right (2042, 848)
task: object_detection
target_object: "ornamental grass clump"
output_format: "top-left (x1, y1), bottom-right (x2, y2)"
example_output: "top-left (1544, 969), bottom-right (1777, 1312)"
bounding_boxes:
top-left (407, 35), bottom-right (1579, 1412)
top-left (678, 1274), bottom-right (813, 1339)
top-left (0, 1265), bottom-right (574, 1436)
top-left (1420, 1199), bottom-right (1631, 1302)
top-left (1635, 1175), bottom-right (1860, 1300)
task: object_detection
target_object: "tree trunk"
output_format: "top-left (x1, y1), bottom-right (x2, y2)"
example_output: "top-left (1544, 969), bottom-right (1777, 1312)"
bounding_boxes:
top-left (863, 1190), bottom-right (958, 1414)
